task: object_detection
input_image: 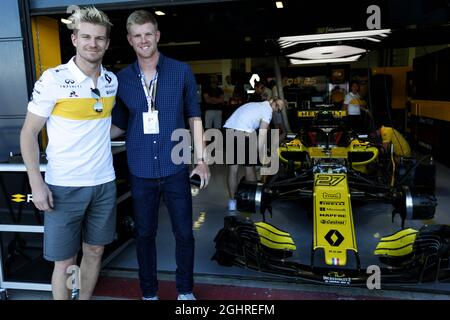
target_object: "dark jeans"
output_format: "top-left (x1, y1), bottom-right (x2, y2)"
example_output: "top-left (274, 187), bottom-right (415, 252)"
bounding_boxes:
top-left (130, 168), bottom-right (194, 297)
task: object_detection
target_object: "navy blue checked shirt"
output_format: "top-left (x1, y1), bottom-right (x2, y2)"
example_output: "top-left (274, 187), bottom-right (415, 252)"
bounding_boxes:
top-left (112, 53), bottom-right (201, 178)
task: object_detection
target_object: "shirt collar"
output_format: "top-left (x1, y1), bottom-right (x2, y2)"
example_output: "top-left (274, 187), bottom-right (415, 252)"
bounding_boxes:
top-left (67, 56), bottom-right (105, 84)
top-left (133, 52), bottom-right (165, 77)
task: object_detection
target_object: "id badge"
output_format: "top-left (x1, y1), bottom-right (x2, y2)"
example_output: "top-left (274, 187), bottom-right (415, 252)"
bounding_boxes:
top-left (143, 110), bottom-right (159, 134)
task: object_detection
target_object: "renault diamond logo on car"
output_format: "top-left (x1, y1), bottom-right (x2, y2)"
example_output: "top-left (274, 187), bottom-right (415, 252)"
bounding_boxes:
top-left (325, 230), bottom-right (345, 247)
top-left (11, 194), bottom-right (26, 203)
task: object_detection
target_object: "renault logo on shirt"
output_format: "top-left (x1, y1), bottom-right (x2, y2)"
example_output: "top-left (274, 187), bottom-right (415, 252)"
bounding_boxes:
top-left (105, 74), bottom-right (112, 84)
top-left (11, 194), bottom-right (33, 203)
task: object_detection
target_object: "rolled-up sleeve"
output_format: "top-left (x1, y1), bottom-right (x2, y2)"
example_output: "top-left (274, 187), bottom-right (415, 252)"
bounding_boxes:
top-left (183, 65), bottom-right (201, 119)
top-left (112, 95), bottom-right (129, 130)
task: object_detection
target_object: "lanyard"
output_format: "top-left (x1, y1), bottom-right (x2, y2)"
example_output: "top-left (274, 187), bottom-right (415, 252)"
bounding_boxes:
top-left (139, 70), bottom-right (158, 112)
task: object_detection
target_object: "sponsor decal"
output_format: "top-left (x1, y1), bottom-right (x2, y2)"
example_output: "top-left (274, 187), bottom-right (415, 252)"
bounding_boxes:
top-left (323, 275), bottom-right (351, 285)
top-left (65, 79), bottom-right (75, 84)
top-left (69, 91), bottom-right (78, 97)
top-left (60, 85), bottom-right (82, 89)
top-left (319, 213), bottom-right (346, 218)
top-left (55, 67), bottom-right (68, 73)
top-left (319, 201), bottom-right (345, 206)
top-left (323, 192), bottom-right (341, 199)
top-left (105, 74), bottom-right (112, 84)
top-left (106, 90), bottom-right (115, 95)
top-left (11, 194), bottom-right (33, 203)
top-left (11, 194), bottom-right (25, 203)
top-left (325, 229), bottom-right (345, 247)
top-left (328, 271), bottom-right (347, 278)
top-left (320, 219), bottom-right (346, 225)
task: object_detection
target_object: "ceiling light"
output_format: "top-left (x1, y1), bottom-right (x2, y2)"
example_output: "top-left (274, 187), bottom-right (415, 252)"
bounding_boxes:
top-left (278, 29), bottom-right (391, 47)
top-left (61, 18), bottom-right (72, 25)
top-left (290, 54), bottom-right (362, 65)
top-left (276, 1), bottom-right (284, 9)
top-left (155, 10), bottom-right (165, 16)
top-left (287, 45), bottom-right (366, 60)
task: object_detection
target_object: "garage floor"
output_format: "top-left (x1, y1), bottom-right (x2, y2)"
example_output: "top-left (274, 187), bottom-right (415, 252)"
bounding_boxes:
top-left (4, 161), bottom-right (450, 300)
top-left (103, 161), bottom-right (450, 295)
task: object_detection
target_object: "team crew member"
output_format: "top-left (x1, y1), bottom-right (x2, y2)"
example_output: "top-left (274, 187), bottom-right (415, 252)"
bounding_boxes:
top-left (223, 95), bottom-right (285, 211)
top-left (378, 125), bottom-right (411, 157)
top-left (111, 10), bottom-right (210, 301)
top-left (20, 7), bottom-right (117, 300)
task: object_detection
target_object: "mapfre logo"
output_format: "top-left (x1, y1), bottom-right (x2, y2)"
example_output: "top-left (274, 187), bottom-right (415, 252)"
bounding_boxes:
top-left (11, 194), bottom-right (33, 203)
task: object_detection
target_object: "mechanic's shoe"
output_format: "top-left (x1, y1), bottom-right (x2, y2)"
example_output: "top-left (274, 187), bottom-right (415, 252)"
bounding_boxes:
top-left (228, 199), bottom-right (237, 211)
top-left (177, 293), bottom-right (196, 300)
top-left (142, 295), bottom-right (159, 300)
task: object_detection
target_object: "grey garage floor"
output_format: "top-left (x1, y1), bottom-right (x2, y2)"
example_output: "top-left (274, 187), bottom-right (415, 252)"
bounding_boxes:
top-left (103, 161), bottom-right (450, 294)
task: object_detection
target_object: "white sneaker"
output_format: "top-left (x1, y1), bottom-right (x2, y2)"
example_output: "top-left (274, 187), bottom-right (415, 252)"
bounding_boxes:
top-left (142, 295), bottom-right (159, 300)
top-left (228, 199), bottom-right (237, 211)
top-left (177, 293), bottom-right (196, 300)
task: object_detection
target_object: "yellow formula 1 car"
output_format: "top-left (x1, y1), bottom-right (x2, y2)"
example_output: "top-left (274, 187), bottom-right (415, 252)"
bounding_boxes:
top-left (213, 109), bottom-right (450, 285)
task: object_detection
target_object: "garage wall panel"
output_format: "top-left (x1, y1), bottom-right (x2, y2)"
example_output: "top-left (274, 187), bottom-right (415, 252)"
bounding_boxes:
top-left (0, 41), bottom-right (30, 116)
top-left (0, 1), bottom-right (22, 38)
top-left (0, 0), bottom-right (33, 162)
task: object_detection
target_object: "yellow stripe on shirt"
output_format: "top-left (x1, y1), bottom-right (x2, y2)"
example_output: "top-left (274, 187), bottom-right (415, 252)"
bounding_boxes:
top-left (52, 96), bottom-right (115, 120)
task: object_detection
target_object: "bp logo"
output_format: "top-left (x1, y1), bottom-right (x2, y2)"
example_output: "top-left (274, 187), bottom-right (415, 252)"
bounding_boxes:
top-left (325, 229), bottom-right (344, 247)
top-left (11, 194), bottom-right (33, 203)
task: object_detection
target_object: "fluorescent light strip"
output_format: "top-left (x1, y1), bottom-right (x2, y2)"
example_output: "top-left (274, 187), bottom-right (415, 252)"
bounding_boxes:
top-left (279, 29), bottom-right (391, 42)
top-left (276, 1), bottom-right (284, 9)
top-left (155, 10), bottom-right (165, 16)
top-left (279, 35), bottom-right (384, 48)
top-left (364, 37), bottom-right (381, 42)
top-left (287, 45), bottom-right (366, 59)
top-left (290, 55), bottom-right (362, 65)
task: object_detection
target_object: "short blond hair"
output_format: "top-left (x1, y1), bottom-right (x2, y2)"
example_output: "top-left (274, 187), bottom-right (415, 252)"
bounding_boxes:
top-left (70, 6), bottom-right (112, 37)
top-left (126, 10), bottom-right (158, 34)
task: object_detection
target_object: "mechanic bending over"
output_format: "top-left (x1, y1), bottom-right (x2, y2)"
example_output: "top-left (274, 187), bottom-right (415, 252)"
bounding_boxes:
top-left (223, 93), bottom-right (286, 212)
top-left (20, 7), bottom-right (117, 300)
top-left (110, 10), bottom-right (210, 301)
top-left (375, 122), bottom-right (411, 158)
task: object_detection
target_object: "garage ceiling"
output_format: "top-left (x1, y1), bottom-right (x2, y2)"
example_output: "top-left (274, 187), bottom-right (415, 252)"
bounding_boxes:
top-left (47, 0), bottom-right (450, 63)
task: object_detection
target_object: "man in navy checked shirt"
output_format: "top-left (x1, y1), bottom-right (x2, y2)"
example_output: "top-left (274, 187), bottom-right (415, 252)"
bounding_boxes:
top-left (111, 10), bottom-right (210, 301)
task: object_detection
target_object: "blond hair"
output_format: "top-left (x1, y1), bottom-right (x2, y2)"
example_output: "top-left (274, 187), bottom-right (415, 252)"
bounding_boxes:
top-left (70, 6), bottom-right (112, 37)
top-left (126, 10), bottom-right (158, 34)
